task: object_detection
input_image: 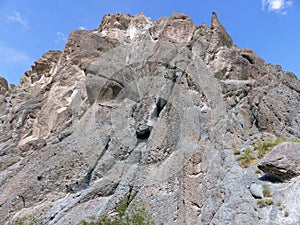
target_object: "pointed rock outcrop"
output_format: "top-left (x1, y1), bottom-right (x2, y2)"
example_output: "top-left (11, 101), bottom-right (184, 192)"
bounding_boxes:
top-left (209, 12), bottom-right (234, 52)
top-left (0, 76), bottom-right (8, 94)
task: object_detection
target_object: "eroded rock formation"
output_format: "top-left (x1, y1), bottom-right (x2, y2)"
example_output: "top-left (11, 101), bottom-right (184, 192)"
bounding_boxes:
top-left (0, 12), bottom-right (299, 225)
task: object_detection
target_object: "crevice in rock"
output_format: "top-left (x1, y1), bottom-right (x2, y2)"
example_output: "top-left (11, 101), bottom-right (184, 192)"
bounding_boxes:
top-left (241, 53), bottom-right (255, 64)
top-left (136, 127), bottom-right (151, 140)
top-left (155, 98), bottom-right (167, 117)
top-left (258, 173), bottom-right (283, 183)
top-left (97, 81), bottom-right (124, 101)
top-left (17, 195), bottom-right (26, 208)
top-left (82, 138), bottom-right (111, 189)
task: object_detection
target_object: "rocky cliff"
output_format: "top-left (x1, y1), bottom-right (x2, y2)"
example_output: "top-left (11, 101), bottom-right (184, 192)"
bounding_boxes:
top-left (0, 12), bottom-right (300, 225)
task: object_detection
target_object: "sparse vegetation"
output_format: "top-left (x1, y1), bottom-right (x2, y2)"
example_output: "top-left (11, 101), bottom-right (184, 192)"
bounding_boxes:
top-left (256, 198), bottom-right (273, 208)
top-left (236, 138), bottom-right (300, 168)
top-left (8, 194), bottom-right (155, 225)
top-left (284, 210), bottom-right (289, 217)
top-left (254, 168), bottom-right (261, 174)
top-left (256, 199), bottom-right (264, 208)
top-left (233, 150), bottom-right (241, 155)
top-left (264, 198), bottom-right (273, 205)
top-left (80, 192), bottom-right (155, 225)
top-left (255, 138), bottom-right (300, 159)
top-left (237, 147), bottom-right (256, 168)
top-left (276, 200), bottom-right (281, 207)
top-left (8, 217), bottom-right (43, 225)
top-left (262, 185), bottom-right (272, 197)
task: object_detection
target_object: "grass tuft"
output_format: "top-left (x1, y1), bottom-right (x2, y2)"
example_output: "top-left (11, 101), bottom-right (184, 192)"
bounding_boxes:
top-left (237, 147), bottom-right (256, 168)
top-left (262, 185), bottom-right (272, 197)
top-left (80, 192), bottom-right (155, 225)
top-left (8, 218), bottom-right (43, 225)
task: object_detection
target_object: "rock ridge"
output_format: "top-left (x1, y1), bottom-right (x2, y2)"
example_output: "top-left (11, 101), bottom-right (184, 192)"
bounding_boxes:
top-left (0, 12), bottom-right (299, 225)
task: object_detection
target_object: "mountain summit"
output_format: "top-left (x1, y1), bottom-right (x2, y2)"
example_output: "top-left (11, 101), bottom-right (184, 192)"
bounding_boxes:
top-left (0, 13), bottom-right (299, 225)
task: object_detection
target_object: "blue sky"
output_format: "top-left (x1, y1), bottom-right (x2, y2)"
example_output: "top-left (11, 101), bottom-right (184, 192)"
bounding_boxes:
top-left (0, 0), bottom-right (299, 85)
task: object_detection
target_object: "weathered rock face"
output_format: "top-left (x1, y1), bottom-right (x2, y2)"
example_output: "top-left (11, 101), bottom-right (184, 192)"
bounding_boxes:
top-left (0, 12), bottom-right (300, 225)
top-left (0, 77), bottom-right (9, 95)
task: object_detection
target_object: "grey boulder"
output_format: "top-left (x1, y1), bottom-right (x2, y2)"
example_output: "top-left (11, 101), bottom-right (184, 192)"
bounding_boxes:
top-left (258, 142), bottom-right (300, 181)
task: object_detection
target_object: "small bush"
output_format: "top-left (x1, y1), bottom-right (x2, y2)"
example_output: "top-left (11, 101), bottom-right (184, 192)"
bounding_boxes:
top-left (8, 218), bottom-right (43, 225)
top-left (233, 150), bottom-right (241, 155)
top-left (256, 199), bottom-right (265, 208)
top-left (80, 192), bottom-right (155, 225)
top-left (276, 200), bottom-right (281, 207)
top-left (237, 147), bottom-right (256, 168)
top-left (256, 198), bottom-right (273, 208)
top-left (264, 198), bottom-right (273, 205)
top-left (248, 131), bottom-right (254, 136)
top-left (262, 185), bottom-right (272, 197)
top-left (254, 168), bottom-right (261, 174)
top-left (284, 210), bottom-right (289, 217)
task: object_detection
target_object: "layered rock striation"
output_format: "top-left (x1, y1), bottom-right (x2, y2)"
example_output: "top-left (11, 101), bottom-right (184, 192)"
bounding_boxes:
top-left (0, 12), bottom-right (299, 225)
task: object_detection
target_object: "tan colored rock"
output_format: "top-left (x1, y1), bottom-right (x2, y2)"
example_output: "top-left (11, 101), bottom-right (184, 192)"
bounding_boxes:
top-left (0, 76), bottom-right (8, 94)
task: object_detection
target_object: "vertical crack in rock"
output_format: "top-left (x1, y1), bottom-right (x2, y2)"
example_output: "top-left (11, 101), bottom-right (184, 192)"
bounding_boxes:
top-left (82, 137), bottom-right (111, 189)
top-left (135, 98), bottom-right (167, 140)
top-left (155, 98), bottom-right (167, 117)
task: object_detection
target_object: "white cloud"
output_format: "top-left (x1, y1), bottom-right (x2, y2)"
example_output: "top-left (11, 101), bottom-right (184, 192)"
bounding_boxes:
top-left (79, 26), bottom-right (86, 30)
top-left (262, 0), bottom-right (293, 14)
top-left (0, 46), bottom-right (31, 63)
top-left (55, 32), bottom-right (67, 45)
top-left (7, 11), bottom-right (28, 29)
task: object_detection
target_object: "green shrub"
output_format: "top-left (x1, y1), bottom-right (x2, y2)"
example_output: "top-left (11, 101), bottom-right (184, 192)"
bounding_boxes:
top-left (256, 199), bottom-right (265, 208)
top-left (276, 200), bottom-right (281, 207)
top-left (80, 193), bottom-right (155, 225)
top-left (262, 185), bottom-right (272, 197)
top-left (264, 198), bottom-right (273, 205)
top-left (8, 217), bottom-right (43, 225)
top-left (254, 168), bottom-right (261, 174)
top-left (233, 150), bottom-right (241, 155)
top-left (248, 131), bottom-right (254, 136)
top-left (284, 210), bottom-right (289, 217)
top-left (256, 198), bottom-right (273, 208)
top-left (237, 147), bottom-right (256, 168)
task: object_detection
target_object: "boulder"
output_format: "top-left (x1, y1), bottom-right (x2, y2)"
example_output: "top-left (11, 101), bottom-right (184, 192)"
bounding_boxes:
top-left (249, 183), bottom-right (263, 198)
top-left (258, 142), bottom-right (300, 181)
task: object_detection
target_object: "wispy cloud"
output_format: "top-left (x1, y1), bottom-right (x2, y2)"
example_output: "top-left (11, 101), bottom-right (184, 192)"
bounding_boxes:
top-left (7, 11), bottom-right (29, 29)
top-left (262, 0), bottom-right (293, 14)
top-left (79, 26), bottom-right (86, 30)
top-left (55, 32), bottom-right (67, 45)
top-left (0, 46), bottom-right (31, 64)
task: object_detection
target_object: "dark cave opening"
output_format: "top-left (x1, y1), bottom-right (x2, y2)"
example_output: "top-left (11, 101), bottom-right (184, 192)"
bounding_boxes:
top-left (136, 127), bottom-right (151, 140)
top-left (156, 98), bottom-right (167, 117)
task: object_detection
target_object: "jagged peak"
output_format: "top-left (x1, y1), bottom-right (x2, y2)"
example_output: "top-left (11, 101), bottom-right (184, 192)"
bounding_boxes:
top-left (170, 12), bottom-right (191, 21)
top-left (98, 13), bottom-right (132, 31)
top-left (209, 12), bottom-right (234, 51)
top-left (0, 76), bottom-right (8, 94)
